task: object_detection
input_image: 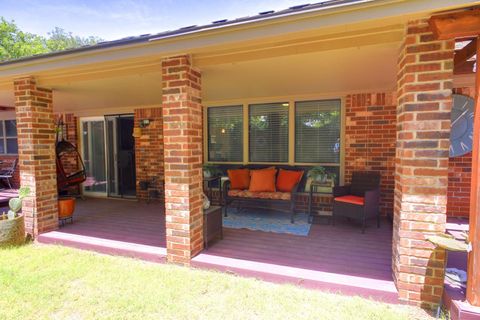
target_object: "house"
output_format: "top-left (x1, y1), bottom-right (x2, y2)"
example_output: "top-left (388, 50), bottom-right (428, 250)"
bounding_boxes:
top-left (0, 0), bottom-right (480, 316)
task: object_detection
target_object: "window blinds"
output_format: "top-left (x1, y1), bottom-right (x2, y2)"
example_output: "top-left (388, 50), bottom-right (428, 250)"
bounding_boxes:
top-left (295, 100), bottom-right (341, 164)
top-left (249, 103), bottom-right (289, 163)
top-left (208, 106), bottom-right (243, 162)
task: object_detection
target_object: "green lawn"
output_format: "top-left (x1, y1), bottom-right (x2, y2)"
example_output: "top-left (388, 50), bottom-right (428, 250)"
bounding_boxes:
top-left (0, 245), bottom-right (432, 320)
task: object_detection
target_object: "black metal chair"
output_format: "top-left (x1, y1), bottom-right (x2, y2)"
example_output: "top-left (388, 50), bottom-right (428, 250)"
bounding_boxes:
top-left (0, 158), bottom-right (18, 189)
top-left (332, 171), bottom-right (381, 233)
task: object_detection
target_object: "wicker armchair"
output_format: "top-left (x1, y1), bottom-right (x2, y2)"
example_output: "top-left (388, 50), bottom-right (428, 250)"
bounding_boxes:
top-left (332, 171), bottom-right (380, 233)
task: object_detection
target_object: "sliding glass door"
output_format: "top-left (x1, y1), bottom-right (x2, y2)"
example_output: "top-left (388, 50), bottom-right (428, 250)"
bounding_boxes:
top-left (80, 115), bottom-right (136, 198)
top-left (81, 118), bottom-right (107, 196)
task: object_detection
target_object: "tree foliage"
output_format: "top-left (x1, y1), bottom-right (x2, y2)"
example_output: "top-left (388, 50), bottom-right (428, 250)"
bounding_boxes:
top-left (0, 18), bottom-right (102, 61)
top-left (45, 27), bottom-right (100, 52)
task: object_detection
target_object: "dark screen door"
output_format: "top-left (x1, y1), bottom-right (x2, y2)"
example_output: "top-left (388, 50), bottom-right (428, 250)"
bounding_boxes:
top-left (105, 114), bottom-right (136, 198)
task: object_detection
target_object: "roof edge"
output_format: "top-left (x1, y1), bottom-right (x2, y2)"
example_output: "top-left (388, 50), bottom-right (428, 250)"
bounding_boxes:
top-left (0, 0), bottom-right (371, 67)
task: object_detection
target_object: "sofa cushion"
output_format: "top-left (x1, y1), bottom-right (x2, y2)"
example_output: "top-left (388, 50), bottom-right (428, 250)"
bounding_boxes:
top-left (228, 189), bottom-right (291, 200)
top-left (227, 168), bottom-right (250, 190)
top-left (276, 169), bottom-right (303, 192)
top-left (249, 168), bottom-right (277, 192)
top-left (334, 195), bottom-right (365, 206)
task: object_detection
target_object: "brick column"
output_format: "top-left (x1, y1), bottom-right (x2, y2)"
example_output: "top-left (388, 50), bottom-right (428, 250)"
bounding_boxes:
top-left (393, 20), bottom-right (454, 308)
top-left (14, 76), bottom-right (58, 237)
top-left (162, 55), bottom-right (203, 265)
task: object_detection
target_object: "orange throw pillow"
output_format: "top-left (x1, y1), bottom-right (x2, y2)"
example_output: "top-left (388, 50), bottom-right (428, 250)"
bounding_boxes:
top-left (276, 169), bottom-right (303, 192)
top-left (249, 168), bottom-right (277, 192)
top-left (227, 169), bottom-right (250, 190)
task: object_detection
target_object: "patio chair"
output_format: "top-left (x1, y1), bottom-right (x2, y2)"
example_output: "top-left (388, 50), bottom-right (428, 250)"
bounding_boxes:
top-left (0, 158), bottom-right (18, 189)
top-left (332, 171), bottom-right (380, 233)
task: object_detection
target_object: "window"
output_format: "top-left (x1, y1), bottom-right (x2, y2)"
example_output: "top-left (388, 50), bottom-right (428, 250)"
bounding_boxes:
top-left (295, 100), bottom-right (341, 164)
top-left (208, 106), bottom-right (243, 162)
top-left (0, 120), bottom-right (18, 154)
top-left (249, 103), bottom-right (289, 163)
top-left (204, 99), bottom-right (343, 169)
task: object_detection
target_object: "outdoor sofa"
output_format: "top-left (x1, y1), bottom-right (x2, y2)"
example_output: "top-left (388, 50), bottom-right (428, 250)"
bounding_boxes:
top-left (223, 166), bottom-right (304, 223)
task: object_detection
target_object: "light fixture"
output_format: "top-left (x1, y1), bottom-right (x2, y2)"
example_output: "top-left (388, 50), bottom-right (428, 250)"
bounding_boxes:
top-left (139, 119), bottom-right (152, 128)
top-left (221, 128), bottom-right (226, 134)
top-left (282, 103), bottom-right (289, 107)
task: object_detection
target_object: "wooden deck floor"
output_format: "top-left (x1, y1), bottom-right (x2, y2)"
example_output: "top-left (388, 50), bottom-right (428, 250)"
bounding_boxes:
top-left (0, 188), bottom-right (18, 207)
top-left (38, 197), bottom-right (398, 302)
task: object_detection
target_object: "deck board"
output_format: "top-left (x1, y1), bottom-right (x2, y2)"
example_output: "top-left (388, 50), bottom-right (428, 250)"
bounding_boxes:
top-left (0, 188), bottom-right (18, 207)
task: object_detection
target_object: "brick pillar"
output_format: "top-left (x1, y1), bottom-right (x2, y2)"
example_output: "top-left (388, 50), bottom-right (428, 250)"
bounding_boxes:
top-left (134, 107), bottom-right (164, 201)
top-left (14, 76), bottom-right (58, 237)
top-left (393, 20), bottom-right (454, 308)
top-left (162, 55), bottom-right (203, 265)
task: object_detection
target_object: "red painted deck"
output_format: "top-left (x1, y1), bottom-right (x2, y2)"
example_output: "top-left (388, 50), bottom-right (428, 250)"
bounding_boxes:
top-left (38, 198), bottom-right (398, 302)
top-left (0, 188), bottom-right (18, 206)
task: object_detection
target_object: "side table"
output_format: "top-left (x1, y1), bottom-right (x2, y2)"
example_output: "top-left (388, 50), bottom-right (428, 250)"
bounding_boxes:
top-left (203, 205), bottom-right (223, 249)
top-left (308, 181), bottom-right (333, 224)
top-left (203, 176), bottom-right (222, 206)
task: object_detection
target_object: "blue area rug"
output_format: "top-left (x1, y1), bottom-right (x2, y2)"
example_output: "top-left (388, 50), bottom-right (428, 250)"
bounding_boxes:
top-left (223, 208), bottom-right (311, 236)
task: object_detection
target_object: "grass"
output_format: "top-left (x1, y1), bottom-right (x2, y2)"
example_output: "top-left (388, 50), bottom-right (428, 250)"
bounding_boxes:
top-left (0, 244), bottom-right (432, 320)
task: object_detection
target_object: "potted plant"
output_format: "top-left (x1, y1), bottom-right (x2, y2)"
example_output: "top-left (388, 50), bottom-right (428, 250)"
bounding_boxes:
top-left (203, 164), bottom-right (220, 178)
top-left (0, 187), bottom-right (30, 248)
top-left (307, 167), bottom-right (338, 185)
top-left (307, 166), bottom-right (329, 183)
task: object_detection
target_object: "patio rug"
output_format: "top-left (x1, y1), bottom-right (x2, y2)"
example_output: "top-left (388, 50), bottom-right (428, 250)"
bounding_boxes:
top-left (223, 208), bottom-right (311, 236)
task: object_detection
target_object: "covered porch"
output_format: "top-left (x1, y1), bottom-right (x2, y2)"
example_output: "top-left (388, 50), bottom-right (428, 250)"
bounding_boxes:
top-left (0, 0), bottom-right (480, 313)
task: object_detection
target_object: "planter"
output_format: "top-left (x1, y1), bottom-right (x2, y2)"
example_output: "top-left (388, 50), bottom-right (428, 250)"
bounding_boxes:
top-left (203, 170), bottom-right (212, 178)
top-left (312, 175), bottom-right (328, 183)
top-left (0, 215), bottom-right (25, 248)
top-left (58, 197), bottom-right (76, 219)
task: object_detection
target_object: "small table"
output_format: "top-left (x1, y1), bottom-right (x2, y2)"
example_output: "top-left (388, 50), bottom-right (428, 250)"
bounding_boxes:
top-left (308, 181), bottom-right (333, 224)
top-left (203, 205), bottom-right (223, 249)
top-left (203, 176), bottom-right (222, 206)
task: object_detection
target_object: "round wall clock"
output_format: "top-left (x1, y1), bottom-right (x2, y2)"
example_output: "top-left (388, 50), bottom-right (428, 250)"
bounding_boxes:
top-left (450, 94), bottom-right (475, 157)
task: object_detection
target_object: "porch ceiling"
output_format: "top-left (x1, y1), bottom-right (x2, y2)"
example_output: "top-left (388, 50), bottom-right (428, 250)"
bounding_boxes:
top-left (203, 42), bottom-right (400, 102)
top-left (0, 40), bottom-right (400, 115)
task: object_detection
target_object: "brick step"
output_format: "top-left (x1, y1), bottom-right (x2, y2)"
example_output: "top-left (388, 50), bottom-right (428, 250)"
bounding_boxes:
top-left (191, 252), bottom-right (400, 304)
top-left (37, 231), bottom-right (166, 263)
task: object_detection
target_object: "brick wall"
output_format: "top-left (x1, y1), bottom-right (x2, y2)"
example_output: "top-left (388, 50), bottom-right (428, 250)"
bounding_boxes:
top-left (345, 92), bottom-right (397, 216)
top-left (134, 107), bottom-right (164, 201)
top-left (447, 87), bottom-right (475, 217)
top-left (393, 20), bottom-right (454, 308)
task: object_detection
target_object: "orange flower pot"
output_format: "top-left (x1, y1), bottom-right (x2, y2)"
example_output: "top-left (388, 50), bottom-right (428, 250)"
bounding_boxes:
top-left (58, 197), bottom-right (76, 219)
